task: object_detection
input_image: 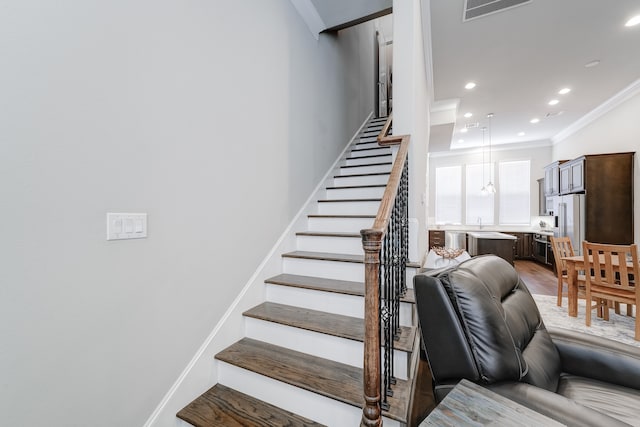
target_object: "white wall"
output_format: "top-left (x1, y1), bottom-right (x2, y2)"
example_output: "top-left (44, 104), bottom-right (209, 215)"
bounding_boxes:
top-left (428, 143), bottom-right (553, 229)
top-left (0, 1), bottom-right (375, 426)
top-left (393, 0), bottom-right (431, 263)
top-left (553, 91), bottom-right (640, 244)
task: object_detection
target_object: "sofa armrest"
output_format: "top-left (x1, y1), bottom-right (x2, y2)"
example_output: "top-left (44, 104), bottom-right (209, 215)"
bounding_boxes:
top-left (488, 382), bottom-right (630, 427)
top-left (548, 327), bottom-right (640, 390)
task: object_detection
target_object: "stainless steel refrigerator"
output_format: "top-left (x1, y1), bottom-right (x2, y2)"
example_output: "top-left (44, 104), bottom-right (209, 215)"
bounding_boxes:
top-left (551, 194), bottom-right (586, 255)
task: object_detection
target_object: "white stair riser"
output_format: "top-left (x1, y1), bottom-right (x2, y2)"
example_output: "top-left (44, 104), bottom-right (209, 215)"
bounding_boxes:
top-left (339, 164), bottom-right (391, 175)
top-left (345, 155), bottom-right (390, 166)
top-left (296, 235), bottom-right (363, 255)
top-left (283, 257), bottom-right (364, 282)
top-left (326, 186), bottom-right (385, 200)
top-left (353, 142), bottom-right (380, 150)
top-left (349, 148), bottom-right (390, 158)
top-left (406, 268), bottom-right (417, 288)
top-left (244, 318), bottom-right (410, 380)
top-left (218, 363), bottom-right (374, 427)
top-left (356, 137), bottom-right (379, 147)
top-left (265, 284), bottom-right (414, 327)
top-left (307, 216), bottom-right (373, 232)
top-left (317, 201), bottom-right (380, 215)
top-left (333, 174), bottom-right (389, 187)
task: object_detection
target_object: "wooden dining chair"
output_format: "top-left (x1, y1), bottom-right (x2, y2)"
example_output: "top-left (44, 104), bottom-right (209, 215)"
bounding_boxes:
top-left (582, 241), bottom-right (639, 341)
top-left (550, 236), bottom-right (586, 307)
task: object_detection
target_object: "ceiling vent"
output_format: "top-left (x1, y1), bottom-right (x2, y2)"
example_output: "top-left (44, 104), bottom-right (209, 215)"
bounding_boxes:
top-left (465, 122), bottom-right (480, 129)
top-left (463, 0), bottom-right (531, 22)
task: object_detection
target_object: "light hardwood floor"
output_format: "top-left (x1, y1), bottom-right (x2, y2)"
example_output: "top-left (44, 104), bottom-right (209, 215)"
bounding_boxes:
top-left (514, 260), bottom-right (557, 296)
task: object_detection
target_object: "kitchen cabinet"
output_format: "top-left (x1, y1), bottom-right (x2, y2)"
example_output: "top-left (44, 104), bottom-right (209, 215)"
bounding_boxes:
top-left (467, 232), bottom-right (517, 265)
top-left (543, 161), bottom-right (565, 196)
top-left (537, 179), bottom-right (546, 215)
top-left (429, 230), bottom-right (445, 247)
top-left (547, 152), bottom-right (634, 245)
top-left (520, 233), bottom-right (533, 259)
top-left (505, 232), bottom-right (533, 259)
top-left (559, 156), bottom-right (585, 194)
top-left (581, 153), bottom-right (634, 244)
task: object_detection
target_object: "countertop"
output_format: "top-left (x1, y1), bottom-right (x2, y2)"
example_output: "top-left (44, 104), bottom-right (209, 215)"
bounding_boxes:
top-left (467, 231), bottom-right (517, 240)
top-left (430, 228), bottom-right (555, 236)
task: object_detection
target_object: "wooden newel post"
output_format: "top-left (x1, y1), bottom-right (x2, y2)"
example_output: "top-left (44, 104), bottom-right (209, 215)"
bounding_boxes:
top-left (361, 229), bottom-right (383, 427)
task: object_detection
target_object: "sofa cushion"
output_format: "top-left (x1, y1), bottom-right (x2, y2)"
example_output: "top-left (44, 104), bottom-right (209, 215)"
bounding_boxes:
top-left (437, 255), bottom-right (561, 391)
top-left (557, 373), bottom-right (640, 425)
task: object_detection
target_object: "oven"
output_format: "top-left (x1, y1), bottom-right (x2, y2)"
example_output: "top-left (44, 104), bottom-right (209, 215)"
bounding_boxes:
top-left (533, 233), bottom-right (548, 264)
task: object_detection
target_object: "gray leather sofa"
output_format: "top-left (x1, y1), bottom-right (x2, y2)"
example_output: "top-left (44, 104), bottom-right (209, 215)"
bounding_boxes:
top-left (414, 255), bottom-right (640, 426)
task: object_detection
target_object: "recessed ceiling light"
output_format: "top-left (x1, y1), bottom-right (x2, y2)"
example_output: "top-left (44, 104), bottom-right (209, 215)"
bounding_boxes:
top-left (518, 132), bottom-right (525, 136)
top-left (530, 118), bottom-right (540, 124)
top-left (458, 139), bottom-right (464, 143)
top-left (460, 128), bottom-right (468, 133)
top-left (548, 99), bottom-right (560, 106)
top-left (584, 59), bottom-right (601, 68)
top-left (625, 15), bottom-right (640, 27)
top-left (464, 112), bottom-right (473, 118)
top-left (465, 82), bottom-right (476, 90)
top-left (558, 88), bottom-right (571, 95)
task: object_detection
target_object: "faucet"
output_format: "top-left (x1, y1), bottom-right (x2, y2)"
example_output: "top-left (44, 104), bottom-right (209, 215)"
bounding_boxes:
top-left (477, 217), bottom-right (483, 229)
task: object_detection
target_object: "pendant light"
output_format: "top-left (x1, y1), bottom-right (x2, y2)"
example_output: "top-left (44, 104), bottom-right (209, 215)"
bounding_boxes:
top-left (484, 113), bottom-right (496, 194)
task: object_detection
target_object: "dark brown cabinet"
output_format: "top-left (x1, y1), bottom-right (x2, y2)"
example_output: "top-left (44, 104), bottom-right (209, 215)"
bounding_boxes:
top-left (505, 232), bottom-right (533, 259)
top-left (520, 233), bottom-right (533, 259)
top-left (545, 152), bottom-right (634, 245)
top-left (581, 153), bottom-right (634, 244)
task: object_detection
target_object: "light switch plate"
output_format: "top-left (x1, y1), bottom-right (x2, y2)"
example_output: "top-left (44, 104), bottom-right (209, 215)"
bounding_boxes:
top-left (107, 213), bottom-right (147, 240)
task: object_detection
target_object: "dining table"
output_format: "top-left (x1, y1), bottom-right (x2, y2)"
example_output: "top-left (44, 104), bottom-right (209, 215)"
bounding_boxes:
top-left (560, 254), bottom-right (633, 317)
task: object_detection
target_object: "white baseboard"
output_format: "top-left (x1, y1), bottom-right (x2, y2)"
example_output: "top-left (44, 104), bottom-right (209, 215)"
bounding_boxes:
top-left (142, 112), bottom-right (373, 427)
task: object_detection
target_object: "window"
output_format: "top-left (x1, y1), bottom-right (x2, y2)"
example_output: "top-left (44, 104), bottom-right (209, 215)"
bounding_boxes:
top-left (499, 160), bottom-right (531, 224)
top-left (435, 166), bottom-right (461, 224)
top-left (466, 163), bottom-right (494, 225)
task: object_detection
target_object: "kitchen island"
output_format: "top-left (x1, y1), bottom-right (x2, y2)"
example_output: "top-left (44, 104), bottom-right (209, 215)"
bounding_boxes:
top-left (467, 232), bottom-right (518, 265)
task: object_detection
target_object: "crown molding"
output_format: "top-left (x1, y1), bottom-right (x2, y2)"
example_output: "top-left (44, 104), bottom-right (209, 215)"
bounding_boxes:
top-left (552, 78), bottom-right (640, 144)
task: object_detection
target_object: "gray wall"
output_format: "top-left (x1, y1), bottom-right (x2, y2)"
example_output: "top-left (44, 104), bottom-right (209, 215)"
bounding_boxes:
top-left (0, 1), bottom-right (375, 425)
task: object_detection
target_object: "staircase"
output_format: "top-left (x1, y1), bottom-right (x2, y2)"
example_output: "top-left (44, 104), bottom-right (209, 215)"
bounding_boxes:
top-left (177, 117), bottom-right (421, 426)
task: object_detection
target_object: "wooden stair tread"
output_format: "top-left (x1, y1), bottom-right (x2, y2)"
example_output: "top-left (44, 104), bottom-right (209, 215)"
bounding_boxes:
top-left (317, 198), bottom-right (381, 203)
top-left (296, 231), bottom-right (361, 238)
top-left (334, 172), bottom-right (390, 178)
top-left (351, 147), bottom-right (390, 153)
top-left (341, 162), bottom-right (392, 169)
top-left (215, 338), bottom-right (410, 423)
top-left (282, 251), bottom-right (364, 263)
top-left (264, 273), bottom-right (415, 304)
top-left (177, 383), bottom-right (324, 427)
top-left (307, 214), bottom-right (376, 218)
top-left (345, 152), bottom-right (390, 158)
top-left (244, 302), bottom-right (416, 352)
top-left (325, 184), bottom-right (386, 190)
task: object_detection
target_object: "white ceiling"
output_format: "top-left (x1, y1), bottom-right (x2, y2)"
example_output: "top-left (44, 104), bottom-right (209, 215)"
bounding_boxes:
top-left (429, 0), bottom-right (640, 152)
top-left (300, 0), bottom-right (640, 153)
top-left (309, 0), bottom-right (392, 30)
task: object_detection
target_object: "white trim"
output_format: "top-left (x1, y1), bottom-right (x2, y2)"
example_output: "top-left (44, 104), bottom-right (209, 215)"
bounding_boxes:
top-left (421, 0), bottom-right (435, 106)
top-left (552, 78), bottom-right (640, 144)
top-left (142, 112), bottom-right (373, 427)
top-left (289, 0), bottom-right (325, 40)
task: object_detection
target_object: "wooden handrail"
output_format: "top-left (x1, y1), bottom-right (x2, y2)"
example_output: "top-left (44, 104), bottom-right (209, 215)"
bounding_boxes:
top-left (360, 115), bottom-right (410, 427)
